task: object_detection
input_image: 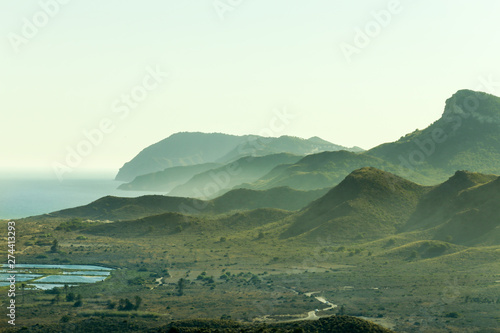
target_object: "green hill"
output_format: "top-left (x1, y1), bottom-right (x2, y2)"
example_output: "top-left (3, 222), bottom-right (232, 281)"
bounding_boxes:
top-left (430, 174), bottom-right (500, 245)
top-left (45, 186), bottom-right (327, 221)
top-left (278, 167), bottom-right (500, 245)
top-left (84, 208), bottom-right (292, 238)
top-left (52, 167), bottom-right (500, 246)
top-left (281, 167), bottom-right (430, 240)
top-left (47, 195), bottom-right (205, 221)
top-left (404, 170), bottom-right (498, 231)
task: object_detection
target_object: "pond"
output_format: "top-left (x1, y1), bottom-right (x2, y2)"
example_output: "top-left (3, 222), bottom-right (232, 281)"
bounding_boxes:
top-left (0, 264), bottom-right (114, 290)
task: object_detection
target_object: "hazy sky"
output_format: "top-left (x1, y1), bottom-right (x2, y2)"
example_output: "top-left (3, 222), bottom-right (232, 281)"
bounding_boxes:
top-left (2, 0), bottom-right (500, 177)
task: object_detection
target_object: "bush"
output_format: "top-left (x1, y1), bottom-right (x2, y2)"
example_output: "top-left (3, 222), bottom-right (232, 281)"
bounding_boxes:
top-left (66, 293), bottom-right (76, 302)
top-left (56, 218), bottom-right (88, 231)
top-left (60, 315), bottom-right (71, 323)
top-left (128, 277), bottom-right (145, 285)
top-left (107, 300), bottom-right (116, 309)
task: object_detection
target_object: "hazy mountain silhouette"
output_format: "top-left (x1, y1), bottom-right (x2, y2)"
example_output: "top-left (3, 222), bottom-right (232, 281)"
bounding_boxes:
top-left (116, 132), bottom-right (357, 181)
top-left (167, 153), bottom-right (302, 198)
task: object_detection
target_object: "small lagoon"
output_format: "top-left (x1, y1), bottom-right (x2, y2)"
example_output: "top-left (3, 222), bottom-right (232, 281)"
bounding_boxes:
top-left (0, 264), bottom-right (113, 290)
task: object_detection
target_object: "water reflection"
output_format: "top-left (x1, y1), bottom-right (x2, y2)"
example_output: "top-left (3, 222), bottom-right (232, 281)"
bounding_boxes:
top-left (0, 264), bottom-right (113, 290)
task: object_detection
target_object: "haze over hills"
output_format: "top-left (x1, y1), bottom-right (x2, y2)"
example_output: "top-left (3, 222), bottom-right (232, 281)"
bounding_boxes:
top-left (167, 153), bottom-right (303, 198)
top-left (115, 132), bottom-right (360, 182)
top-left (49, 167), bottom-right (500, 247)
top-left (217, 135), bottom-right (364, 163)
top-left (115, 132), bottom-right (256, 181)
top-left (117, 90), bottom-right (500, 195)
top-left (237, 150), bottom-right (431, 191)
top-left (118, 162), bottom-right (221, 192)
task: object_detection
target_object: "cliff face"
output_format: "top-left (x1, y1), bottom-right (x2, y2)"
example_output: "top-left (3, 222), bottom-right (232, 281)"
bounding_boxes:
top-left (367, 89), bottom-right (500, 178)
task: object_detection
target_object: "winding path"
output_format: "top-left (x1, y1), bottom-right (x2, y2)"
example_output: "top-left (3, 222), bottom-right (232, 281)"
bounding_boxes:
top-left (282, 291), bottom-right (337, 322)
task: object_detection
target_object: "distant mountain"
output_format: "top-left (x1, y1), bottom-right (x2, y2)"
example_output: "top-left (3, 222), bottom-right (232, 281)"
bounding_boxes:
top-left (115, 132), bottom-right (358, 182)
top-left (237, 90), bottom-right (500, 192)
top-left (118, 162), bottom-right (221, 192)
top-left (168, 153), bottom-right (303, 198)
top-left (216, 135), bottom-right (363, 163)
top-left (239, 150), bottom-right (432, 191)
top-left (115, 132), bottom-right (256, 181)
top-left (367, 89), bottom-right (500, 179)
top-left (45, 186), bottom-right (328, 221)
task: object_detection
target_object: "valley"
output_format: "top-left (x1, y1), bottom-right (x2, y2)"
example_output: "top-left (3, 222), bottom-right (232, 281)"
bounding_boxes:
top-left (2, 165), bottom-right (499, 332)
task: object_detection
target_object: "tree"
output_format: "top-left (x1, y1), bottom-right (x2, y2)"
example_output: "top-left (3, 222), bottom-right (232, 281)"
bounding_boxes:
top-left (134, 296), bottom-right (142, 310)
top-left (60, 315), bottom-right (71, 323)
top-left (177, 278), bottom-right (186, 296)
top-left (51, 239), bottom-right (59, 253)
top-left (51, 294), bottom-right (60, 305)
top-left (107, 300), bottom-right (116, 309)
top-left (118, 298), bottom-right (135, 311)
top-left (66, 292), bottom-right (75, 302)
top-left (21, 283), bottom-right (26, 304)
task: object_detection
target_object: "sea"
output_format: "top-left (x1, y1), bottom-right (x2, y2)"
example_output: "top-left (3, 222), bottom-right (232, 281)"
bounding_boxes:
top-left (0, 174), bottom-right (165, 220)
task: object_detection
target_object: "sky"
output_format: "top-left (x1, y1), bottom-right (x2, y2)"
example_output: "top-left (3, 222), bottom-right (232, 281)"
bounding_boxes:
top-left (1, 0), bottom-right (500, 178)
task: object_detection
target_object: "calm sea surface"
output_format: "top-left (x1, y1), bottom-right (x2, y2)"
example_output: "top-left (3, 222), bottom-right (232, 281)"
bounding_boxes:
top-left (0, 177), bottom-right (165, 219)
